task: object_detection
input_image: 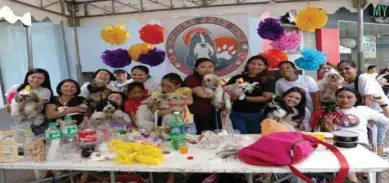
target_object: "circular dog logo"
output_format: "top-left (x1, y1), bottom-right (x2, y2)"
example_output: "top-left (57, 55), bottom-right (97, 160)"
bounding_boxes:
top-left (166, 17), bottom-right (249, 76)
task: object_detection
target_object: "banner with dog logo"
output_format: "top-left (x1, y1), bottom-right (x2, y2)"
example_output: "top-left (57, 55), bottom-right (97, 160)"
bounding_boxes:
top-left (164, 15), bottom-right (250, 77)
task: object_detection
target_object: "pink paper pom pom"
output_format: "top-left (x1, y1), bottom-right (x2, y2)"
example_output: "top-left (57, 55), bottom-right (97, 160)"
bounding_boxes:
top-left (270, 31), bottom-right (301, 51)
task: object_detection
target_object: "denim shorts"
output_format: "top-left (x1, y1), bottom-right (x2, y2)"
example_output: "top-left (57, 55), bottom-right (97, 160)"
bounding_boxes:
top-left (377, 122), bottom-right (388, 144)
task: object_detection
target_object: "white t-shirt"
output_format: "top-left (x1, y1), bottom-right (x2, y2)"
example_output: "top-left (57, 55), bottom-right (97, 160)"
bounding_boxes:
top-left (108, 80), bottom-right (132, 92)
top-left (128, 77), bottom-right (160, 95)
top-left (6, 84), bottom-right (51, 102)
top-left (276, 75), bottom-right (320, 111)
top-left (337, 106), bottom-right (389, 145)
top-left (79, 82), bottom-right (91, 98)
top-left (345, 74), bottom-right (389, 111)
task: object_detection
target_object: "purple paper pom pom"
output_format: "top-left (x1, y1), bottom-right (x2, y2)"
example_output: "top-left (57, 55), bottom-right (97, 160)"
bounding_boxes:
top-left (138, 48), bottom-right (166, 67)
top-left (257, 18), bottom-right (285, 41)
top-left (101, 49), bottom-right (132, 68)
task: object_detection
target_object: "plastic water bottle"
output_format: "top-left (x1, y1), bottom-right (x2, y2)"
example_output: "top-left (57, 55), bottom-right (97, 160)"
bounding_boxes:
top-left (45, 122), bottom-right (61, 161)
top-left (61, 116), bottom-right (78, 159)
top-left (169, 111), bottom-right (187, 151)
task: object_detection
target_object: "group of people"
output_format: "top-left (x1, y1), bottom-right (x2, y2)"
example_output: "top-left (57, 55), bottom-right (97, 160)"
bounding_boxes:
top-left (5, 56), bottom-right (389, 171)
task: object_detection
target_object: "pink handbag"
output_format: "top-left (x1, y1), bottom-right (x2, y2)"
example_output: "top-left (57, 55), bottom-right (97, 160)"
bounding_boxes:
top-left (238, 132), bottom-right (349, 183)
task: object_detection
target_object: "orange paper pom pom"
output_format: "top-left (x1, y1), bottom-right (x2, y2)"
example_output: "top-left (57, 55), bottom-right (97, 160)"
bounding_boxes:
top-left (259, 49), bottom-right (288, 69)
top-left (139, 24), bottom-right (164, 44)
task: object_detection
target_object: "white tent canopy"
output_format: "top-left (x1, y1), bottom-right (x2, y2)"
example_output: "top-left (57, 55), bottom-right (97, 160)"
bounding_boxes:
top-left (0, 0), bottom-right (356, 26)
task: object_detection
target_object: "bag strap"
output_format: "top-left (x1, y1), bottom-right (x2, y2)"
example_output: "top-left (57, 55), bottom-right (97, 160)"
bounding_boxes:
top-left (288, 139), bottom-right (349, 183)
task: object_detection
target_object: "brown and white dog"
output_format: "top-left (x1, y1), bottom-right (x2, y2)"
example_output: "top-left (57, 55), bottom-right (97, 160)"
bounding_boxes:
top-left (10, 90), bottom-right (44, 126)
top-left (319, 69), bottom-right (344, 104)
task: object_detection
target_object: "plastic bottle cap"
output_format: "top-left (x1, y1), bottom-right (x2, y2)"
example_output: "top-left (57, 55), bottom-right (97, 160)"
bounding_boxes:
top-left (64, 116), bottom-right (72, 121)
top-left (187, 156), bottom-right (193, 160)
top-left (173, 111), bottom-right (180, 115)
top-left (49, 122), bottom-right (56, 127)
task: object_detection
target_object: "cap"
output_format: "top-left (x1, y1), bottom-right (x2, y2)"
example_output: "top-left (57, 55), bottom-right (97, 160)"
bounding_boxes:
top-left (113, 67), bottom-right (129, 74)
top-left (64, 116), bottom-right (72, 121)
top-left (49, 122), bottom-right (56, 127)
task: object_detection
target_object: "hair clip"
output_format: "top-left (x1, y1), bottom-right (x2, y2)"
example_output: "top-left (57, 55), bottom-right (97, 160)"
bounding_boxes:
top-left (219, 78), bottom-right (230, 87)
top-left (24, 85), bottom-right (31, 92)
top-left (237, 78), bottom-right (244, 84)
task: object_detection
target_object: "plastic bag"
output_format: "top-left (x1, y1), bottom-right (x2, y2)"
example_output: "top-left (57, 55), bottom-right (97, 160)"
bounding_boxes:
top-left (0, 130), bottom-right (19, 163)
top-left (109, 139), bottom-right (164, 165)
top-left (24, 129), bottom-right (45, 162)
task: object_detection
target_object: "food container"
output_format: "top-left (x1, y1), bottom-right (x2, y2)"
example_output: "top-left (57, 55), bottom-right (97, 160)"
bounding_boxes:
top-left (333, 131), bottom-right (358, 148)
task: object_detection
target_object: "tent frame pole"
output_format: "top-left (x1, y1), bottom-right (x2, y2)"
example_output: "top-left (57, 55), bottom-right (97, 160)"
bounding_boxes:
top-left (70, 0), bottom-right (83, 83)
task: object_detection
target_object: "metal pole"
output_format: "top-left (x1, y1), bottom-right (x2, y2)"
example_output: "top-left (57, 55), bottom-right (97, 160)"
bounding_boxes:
top-left (61, 21), bottom-right (71, 79)
top-left (357, 2), bottom-right (364, 72)
top-left (25, 26), bottom-right (33, 70)
top-left (70, 2), bottom-right (84, 83)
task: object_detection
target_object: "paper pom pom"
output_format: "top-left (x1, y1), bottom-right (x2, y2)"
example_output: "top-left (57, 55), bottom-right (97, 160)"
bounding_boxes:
top-left (101, 49), bottom-right (132, 68)
top-left (259, 49), bottom-right (288, 69)
top-left (140, 24), bottom-right (164, 44)
top-left (128, 43), bottom-right (154, 61)
top-left (270, 31), bottom-right (301, 51)
top-left (295, 48), bottom-right (327, 71)
top-left (100, 24), bottom-right (130, 45)
top-left (257, 18), bottom-right (284, 41)
top-left (138, 48), bottom-right (166, 67)
top-left (295, 7), bottom-right (328, 32)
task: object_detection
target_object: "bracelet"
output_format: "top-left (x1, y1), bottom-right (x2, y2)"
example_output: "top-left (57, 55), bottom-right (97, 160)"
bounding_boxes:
top-left (381, 104), bottom-right (388, 108)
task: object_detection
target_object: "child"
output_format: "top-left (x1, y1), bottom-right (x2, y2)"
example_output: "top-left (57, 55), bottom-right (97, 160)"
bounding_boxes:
top-left (150, 73), bottom-right (195, 134)
top-left (124, 82), bottom-right (148, 128)
top-left (108, 68), bottom-right (131, 92)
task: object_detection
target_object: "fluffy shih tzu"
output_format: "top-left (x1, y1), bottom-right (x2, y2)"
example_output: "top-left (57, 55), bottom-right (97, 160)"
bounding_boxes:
top-left (90, 99), bottom-right (129, 124)
top-left (319, 69), bottom-right (344, 104)
top-left (262, 96), bottom-right (298, 131)
top-left (10, 90), bottom-right (44, 126)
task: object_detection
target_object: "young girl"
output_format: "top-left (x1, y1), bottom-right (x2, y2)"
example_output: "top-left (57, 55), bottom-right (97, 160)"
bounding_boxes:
top-left (108, 68), bottom-right (132, 92)
top-left (124, 82), bottom-right (148, 128)
top-left (106, 92), bottom-right (131, 125)
top-left (151, 73), bottom-right (195, 134)
top-left (6, 68), bottom-right (53, 135)
top-left (324, 87), bottom-right (389, 182)
top-left (282, 87), bottom-right (311, 131)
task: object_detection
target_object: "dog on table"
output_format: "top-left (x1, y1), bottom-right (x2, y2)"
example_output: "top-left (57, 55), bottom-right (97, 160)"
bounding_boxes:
top-left (262, 96), bottom-right (298, 131)
top-left (319, 69), bottom-right (344, 104)
top-left (10, 88), bottom-right (44, 126)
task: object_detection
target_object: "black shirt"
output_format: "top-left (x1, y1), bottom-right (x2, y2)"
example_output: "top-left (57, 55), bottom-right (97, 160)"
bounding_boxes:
top-left (226, 74), bottom-right (275, 113)
top-left (48, 96), bottom-right (86, 125)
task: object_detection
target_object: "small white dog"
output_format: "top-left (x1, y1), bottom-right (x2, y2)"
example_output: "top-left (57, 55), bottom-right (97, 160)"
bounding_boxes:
top-left (10, 90), bottom-right (44, 126)
top-left (319, 69), bottom-right (344, 104)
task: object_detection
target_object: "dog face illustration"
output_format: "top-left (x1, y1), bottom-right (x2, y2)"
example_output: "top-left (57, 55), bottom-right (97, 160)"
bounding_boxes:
top-left (185, 32), bottom-right (218, 68)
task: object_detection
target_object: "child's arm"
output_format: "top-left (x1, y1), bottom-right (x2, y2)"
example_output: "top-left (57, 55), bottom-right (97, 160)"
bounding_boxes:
top-left (129, 111), bottom-right (137, 128)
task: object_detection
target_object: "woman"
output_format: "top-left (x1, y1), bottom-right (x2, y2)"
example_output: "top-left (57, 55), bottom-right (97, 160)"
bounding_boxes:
top-left (282, 87), bottom-right (311, 131)
top-left (337, 60), bottom-right (389, 156)
top-left (45, 79), bottom-right (85, 125)
top-left (226, 55), bottom-right (273, 134)
top-left (275, 61), bottom-right (320, 112)
top-left (376, 68), bottom-right (389, 96)
top-left (129, 65), bottom-right (159, 95)
top-left (108, 68), bottom-right (132, 92)
top-left (184, 58), bottom-right (217, 134)
top-left (79, 69), bottom-right (114, 101)
top-left (6, 68), bottom-right (53, 135)
top-left (324, 87), bottom-right (389, 182)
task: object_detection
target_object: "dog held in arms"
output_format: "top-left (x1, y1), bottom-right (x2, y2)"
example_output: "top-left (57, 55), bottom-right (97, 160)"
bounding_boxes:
top-left (318, 69), bottom-right (344, 104)
top-left (202, 74), bottom-right (258, 111)
top-left (10, 89), bottom-right (44, 126)
top-left (90, 99), bottom-right (129, 125)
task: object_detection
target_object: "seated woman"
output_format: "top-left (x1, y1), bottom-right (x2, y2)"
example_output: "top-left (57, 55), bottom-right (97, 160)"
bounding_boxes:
top-left (324, 87), bottom-right (389, 183)
top-left (282, 87), bottom-right (311, 131)
top-left (45, 79), bottom-right (85, 125)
